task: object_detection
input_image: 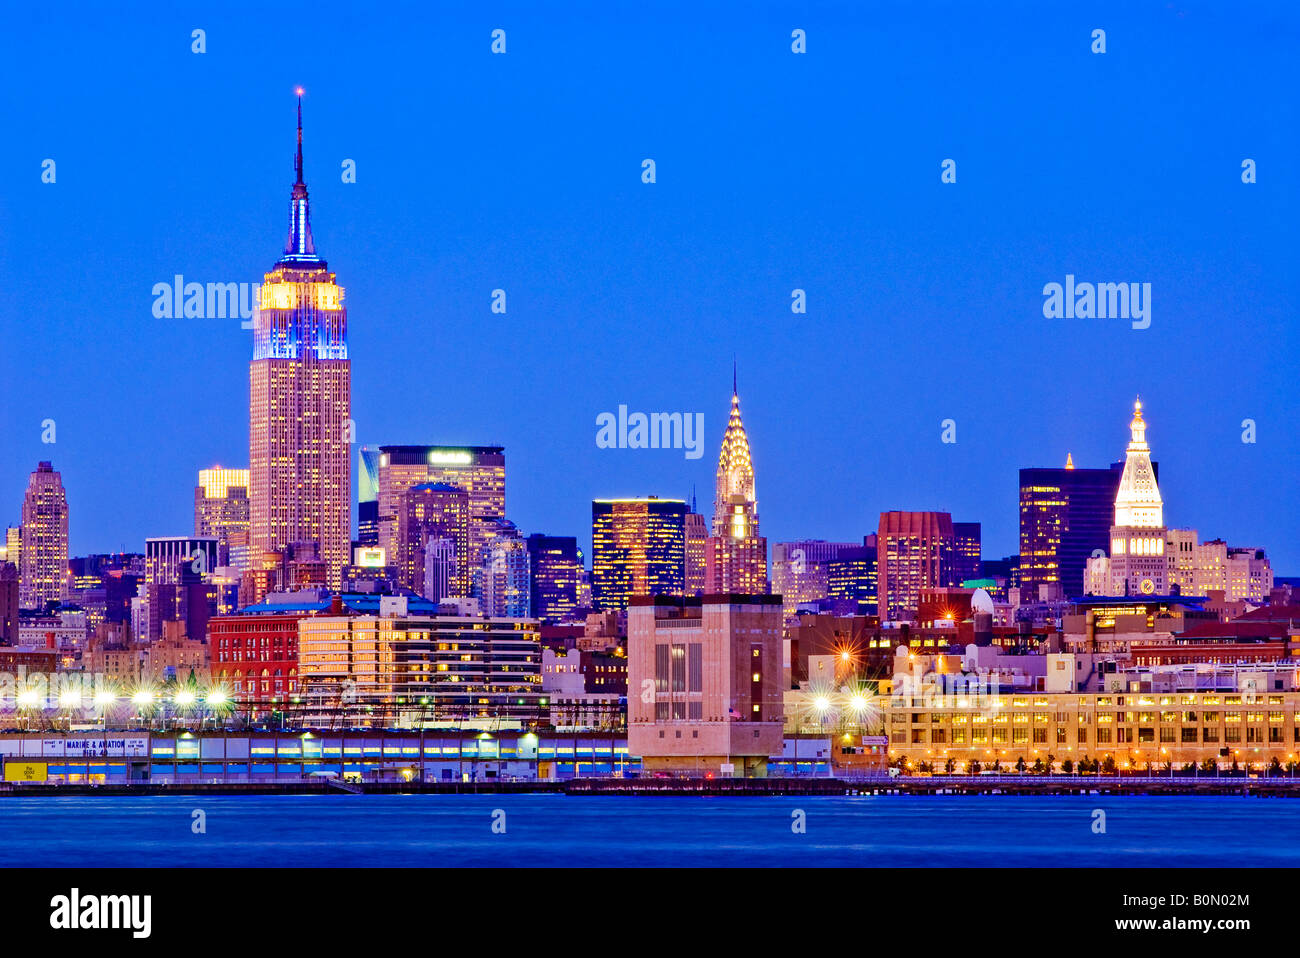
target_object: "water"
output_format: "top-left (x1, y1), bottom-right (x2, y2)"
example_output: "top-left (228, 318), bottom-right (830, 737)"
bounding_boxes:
top-left (3, 794), bottom-right (1298, 867)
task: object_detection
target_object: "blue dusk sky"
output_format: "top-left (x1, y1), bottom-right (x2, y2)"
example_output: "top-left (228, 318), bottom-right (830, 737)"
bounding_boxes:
top-left (0, 1), bottom-right (1296, 571)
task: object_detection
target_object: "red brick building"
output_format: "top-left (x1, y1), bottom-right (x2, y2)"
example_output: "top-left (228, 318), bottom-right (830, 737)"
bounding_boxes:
top-left (208, 599), bottom-right (330, 718)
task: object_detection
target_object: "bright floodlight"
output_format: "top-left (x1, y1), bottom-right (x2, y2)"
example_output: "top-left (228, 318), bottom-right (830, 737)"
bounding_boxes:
top-left (850, 695), bottom-right (868, 712)
top-left (132, 690), bottom-right (154, 706)
top-left (174, 690), bottom-right (197, 707)
top-left (813, 696), bottom-right (830, 712)
top-left (58, 690), bottom-right (82, 708)
top-left (205, 690), bottom-right (227, 706)
top-left (16, 690), bottom-right (39, 707)
top-left (94, 690), bottom-right (116, 707)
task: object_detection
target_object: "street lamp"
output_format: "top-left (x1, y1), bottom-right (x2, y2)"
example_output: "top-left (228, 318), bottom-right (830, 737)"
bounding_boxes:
top-left (131, 689), bottom-right (155, 729)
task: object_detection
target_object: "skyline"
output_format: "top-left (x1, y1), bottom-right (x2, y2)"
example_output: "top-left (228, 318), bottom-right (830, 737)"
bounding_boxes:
top-left (2, 2), bottom-right (1296, 569)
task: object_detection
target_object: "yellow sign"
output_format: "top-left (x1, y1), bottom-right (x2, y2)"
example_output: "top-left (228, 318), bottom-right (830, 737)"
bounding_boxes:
top-left (5, 762), bottom-right (48, 783)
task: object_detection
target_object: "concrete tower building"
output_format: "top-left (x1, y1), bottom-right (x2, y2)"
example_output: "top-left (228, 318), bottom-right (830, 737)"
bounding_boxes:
top-left (684, 491), bottom-right (708, 596)
top-left (195, 467), bottom-right (251, 568)
top-left (19, 462), bottom-right (68, 609)
top-left (1088, 398), bottom-right (1169, 597)
top-left (628, 594), bottom-right (785, 778)
top-left (249, 94), bottom-right (352, 588)
top-left (876, 511), bottom-right (954, 622)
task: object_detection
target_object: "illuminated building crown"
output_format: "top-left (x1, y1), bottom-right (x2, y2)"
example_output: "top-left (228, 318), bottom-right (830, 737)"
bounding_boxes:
top-left (279, 92), bottom-right (325, 268)
top-left (714, 368), bottom-right (757, 533)
top-left (253, 93), bottom-right (347, 363)
top-left (1113, 396), bottom-right (1163, 528)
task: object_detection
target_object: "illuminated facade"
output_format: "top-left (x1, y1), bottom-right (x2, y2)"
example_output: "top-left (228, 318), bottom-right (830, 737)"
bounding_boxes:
top-left (145, 536), bottom-right (219, 587)
top-left (526, 534), bottom-right (582, 623)
top-left (210, 601), bottom-right (315, 719)
top-left (395, 482), bottom-right (471, 597)
top-left (18, 462), bottom-right (68, 609)
top-left (886, 661), bottom-right (1300, 772)
top-left (249, 97), bottom-right (351, 589)
top-left (705, 382), bottom-right (768, 594)
top-left (422, 539), bottom-right (458, 604)
top-left (194, 467), bottom-right (250, 568)
top-left (473, 519), bottom-right (531, 618)
top-left (876, 511), bottom-right (954, 622)
top-left (3, 527), bottom-right (19, 573)
top-left (771, 540), bottom-right (863, 617)
top-left (952, 522), bottom-right (982, 585)
top-left (1019, 458), bottom-right (1123, 600)
top-left (1165, 530), bottom-right (1273, 604)
top-left (1086, 399), bottom-right (1169, 597)
top-left (684, 500), bottom-right (708, 596)
top-left (376, 445), bottom-right (506, 568)
top-left (627, 594), bottom-right (785, 777)
top-left (591, 498), bottom-right (686, 611)
top-left (298, 605), bottom-right (544, 727)
top-left (357, 446), bottom-right (382, 546)
top-left (827, 541), bottom-right (879, 611)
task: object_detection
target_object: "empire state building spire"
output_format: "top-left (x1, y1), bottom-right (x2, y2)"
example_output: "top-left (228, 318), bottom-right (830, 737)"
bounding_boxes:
top-left (251, 92), bottom-right (351, 591)
top-left (280, 89), bottom-right (322, 266)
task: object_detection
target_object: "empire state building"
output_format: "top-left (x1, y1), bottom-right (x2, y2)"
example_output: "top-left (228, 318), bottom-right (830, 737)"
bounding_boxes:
top-left (249, 94), bottom-right (351, 588)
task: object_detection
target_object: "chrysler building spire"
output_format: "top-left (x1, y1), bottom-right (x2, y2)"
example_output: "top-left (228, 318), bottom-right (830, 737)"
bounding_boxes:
top-left (715, 386), bottom-right (756, 530)
top-left (706, 371), bottom-right (768, 593)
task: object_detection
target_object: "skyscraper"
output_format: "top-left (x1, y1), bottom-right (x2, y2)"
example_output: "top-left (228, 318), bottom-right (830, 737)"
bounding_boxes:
top-left (422, 538), bottom-right (459, 605)
top-left (396, 483), bottom-right (471, 597)
top-left (526, 534), bottom-right (582, 623)
top-left (591, 498), bottom-right (686, 611)
top-left (684, 493), bottom-right (708, 596)
top-left (357, 446), bottom-right (382, 547)
top-left (876, 511), bottom-right (953, 622)
top-left (473, 519), bottom-right (530, 618)
top-left (375, 445), bottom-right (506, 568)
top-left (194, 467), bottom-right (250, 568)
top-left (0, 563), bottom-right (19, 643)
top-left (249, 95), bottom-right (351, 588)
top-left (952, 522), bottom-right (982, 585)
top-left (3, 527), bottom-right (19, 574)
top-left (19, 461), bottom-right (68, 609)
top-left (145, 536), bottom-right (219, 587)
top-left (705, 376), bottom-right (768, 594)
top-left (827, 537), bottom-right (878, 612)
top-left (1087, 398), bottom-right (1169, 597)
top-left (770, 540), bottom-right (863, 616)
top-left (1019, 456), bottom-right (1126, 600)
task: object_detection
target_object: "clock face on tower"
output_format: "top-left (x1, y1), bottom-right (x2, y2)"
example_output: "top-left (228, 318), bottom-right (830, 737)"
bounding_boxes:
top-left (1140, 578), bottom-right (1156, 595)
